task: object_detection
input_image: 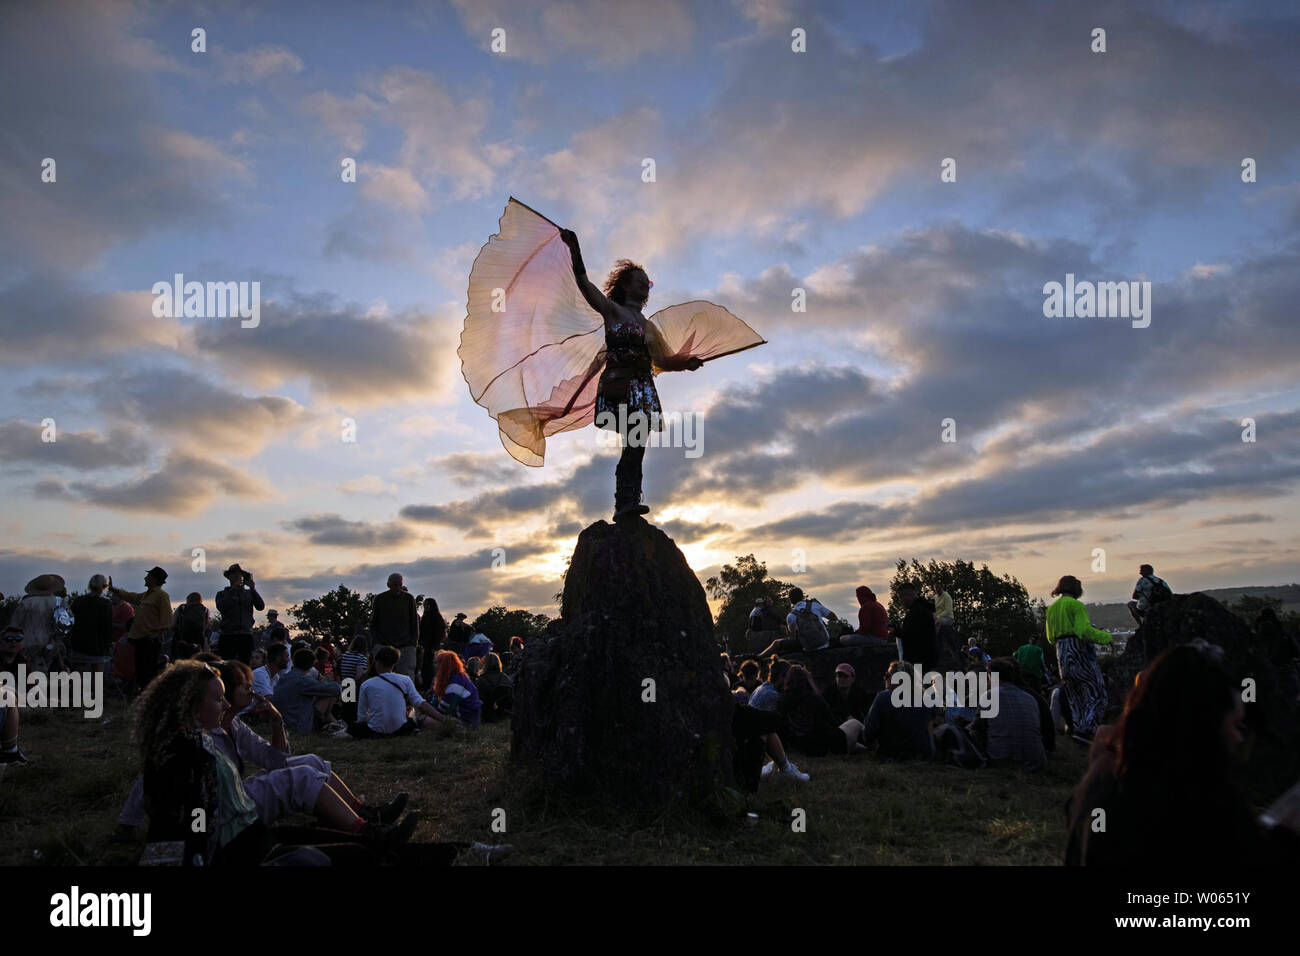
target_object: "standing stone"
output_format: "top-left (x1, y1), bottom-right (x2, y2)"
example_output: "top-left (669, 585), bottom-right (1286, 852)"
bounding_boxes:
top-left (511, 518), bottom-right (735, 810)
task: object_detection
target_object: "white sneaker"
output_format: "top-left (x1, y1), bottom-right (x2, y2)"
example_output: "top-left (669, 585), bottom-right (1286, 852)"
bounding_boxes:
top-left (329, 729), bottom-right (353, 740)
top-left (783, 760), bottom-right (810, 782)
top-left (467, 841), bottom-right (514, 865)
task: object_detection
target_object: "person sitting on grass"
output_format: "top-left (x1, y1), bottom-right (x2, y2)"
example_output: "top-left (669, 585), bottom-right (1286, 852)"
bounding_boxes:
top-left (342, 645), bottom-right (443, 739)
top-left (736, 659), bottom-right (762, 695)
top-left (861, 660), bottom-right (937, 761)
top-left (823, 662), bottom-right (872, 723)
top-left (1065, 643), bottom-right (1300, 866)
top-left (733, 698), bottom-right (808, 787)
top-left (0, 626), bottom-right (26, 766)
top-left (776, 664), bottom-right (866, 757)
top-left (972, 658), bottom-right (1051, 771)
top-left (433, 650), bottom-right (483, 727)
top-left (213, 660), bottom-right (409, 824)
top-left (136, 660), bottom-right (420, 866)
top-left (274, 648), bottom-right (345, 735)
top-left (748, 657), bottom-right (790, 711)
top-left (475, 652), bottom-right (514, 723)
top-left (466, 656), bottom-right (484, 681)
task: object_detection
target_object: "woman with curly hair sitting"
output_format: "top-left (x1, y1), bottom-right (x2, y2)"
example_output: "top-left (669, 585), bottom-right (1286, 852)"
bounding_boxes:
top-left (134, 660), bottom-right (418, 865)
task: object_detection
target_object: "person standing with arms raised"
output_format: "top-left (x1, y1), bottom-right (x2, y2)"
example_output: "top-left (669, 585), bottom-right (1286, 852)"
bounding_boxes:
top-left (108, 566), bottom-right (172, 692)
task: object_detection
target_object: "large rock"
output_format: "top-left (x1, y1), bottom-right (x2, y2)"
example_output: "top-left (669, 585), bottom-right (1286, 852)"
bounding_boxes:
top-left (510, 518), bottom-right (735, 810)
top-left (1101, 591), bottom-right (1300, 800)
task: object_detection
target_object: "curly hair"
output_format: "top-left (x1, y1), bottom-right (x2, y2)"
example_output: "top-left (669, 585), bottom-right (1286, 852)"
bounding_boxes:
top-left (602, 258), bottom-right (647, 306)
top-left (132, 659), bottom-right (219, 769)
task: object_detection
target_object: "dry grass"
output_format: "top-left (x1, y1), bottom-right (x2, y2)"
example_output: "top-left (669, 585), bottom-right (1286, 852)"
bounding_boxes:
top-left (0, 696), bottom-right (1088, 865)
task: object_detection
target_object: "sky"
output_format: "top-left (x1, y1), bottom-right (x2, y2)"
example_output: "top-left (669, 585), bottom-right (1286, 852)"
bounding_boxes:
top-left (2, 0), bottom-right (1299, 627)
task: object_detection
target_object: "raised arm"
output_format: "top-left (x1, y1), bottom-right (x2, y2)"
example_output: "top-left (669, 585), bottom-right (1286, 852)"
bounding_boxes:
top-left (559, 229), bottom-right (620, 325)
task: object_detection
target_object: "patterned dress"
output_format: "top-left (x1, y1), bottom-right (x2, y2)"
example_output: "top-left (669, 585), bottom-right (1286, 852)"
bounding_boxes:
top-left (595, 315), bottom-right (662, 433)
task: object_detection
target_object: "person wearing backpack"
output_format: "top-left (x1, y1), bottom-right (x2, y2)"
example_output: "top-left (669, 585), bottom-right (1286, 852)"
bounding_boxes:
top-left (170, 592), bottom-right (210, 660)
top-left (757, 587), bottom-right (836, 656)
top-left (1127, 564), bottom-right (1172, 626)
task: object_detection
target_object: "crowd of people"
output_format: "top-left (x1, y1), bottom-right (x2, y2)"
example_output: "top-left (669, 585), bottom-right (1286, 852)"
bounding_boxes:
top-left (3, 558), bottom-right (1298, 866)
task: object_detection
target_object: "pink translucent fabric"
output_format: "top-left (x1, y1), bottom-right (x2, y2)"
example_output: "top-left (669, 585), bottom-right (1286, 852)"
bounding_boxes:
top-left (459, 198), bottom-right (766, 466)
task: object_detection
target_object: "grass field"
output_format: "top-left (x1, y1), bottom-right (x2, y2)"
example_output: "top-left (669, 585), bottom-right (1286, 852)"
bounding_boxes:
top-left (0, 697), bottom-right (1092, 866)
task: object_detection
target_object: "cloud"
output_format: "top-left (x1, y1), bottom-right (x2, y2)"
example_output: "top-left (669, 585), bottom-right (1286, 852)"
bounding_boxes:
top-left (40, 452), bottom-right (272, 517)
top-left (218, 44), bottom-right (305, 83)
top-left (192, 291), bottom-right (459, 403)
top-left (339, 475), bottom-right (398, 496)
top-left (0, 2), bottom-right (250, 272)
top-left (282, 513), bottom-right (417, 548)
top-left (0, 419), bottom-right (150, 470)
top-left (450, 0), bottom-right (694, 66)
top-left (91, 369), bottom-right (308, 456)
top-left (1193, 513), bottom-right (1276, 528)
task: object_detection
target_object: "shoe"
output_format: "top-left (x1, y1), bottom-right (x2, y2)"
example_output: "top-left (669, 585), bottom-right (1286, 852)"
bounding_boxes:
top-left (320, 720), bottom-right (347, 734)
top-left (782, 760), bottom-right (810, 782)
top-left (467, 841), bottom-right (514, 865)
top-left (0, 749), bottom-right (28, 765)
top-left (613, 501), bottom-right (651, 521)
top-left (1070, 731), bottom-right (1094, 745)
top-left (360, 792), bottom-right (409, 825)
top-left (361, 811), bottom-right (421, 853)
top-left (329, 729), bottom-right (353, 740)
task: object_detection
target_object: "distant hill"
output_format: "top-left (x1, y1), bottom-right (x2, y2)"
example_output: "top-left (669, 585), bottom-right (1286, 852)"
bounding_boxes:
top-left (1085, 584), bottom-right (1300, 630)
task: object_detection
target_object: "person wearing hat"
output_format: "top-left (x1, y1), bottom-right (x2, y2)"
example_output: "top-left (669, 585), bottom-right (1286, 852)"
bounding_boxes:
top-left (216, 564), bottom-right (265, 665)
top-left (369, 574), bottom-right (419, 677)
top-left (446, 612), bottom-right (473, 658)
top-left (823, 662), bottom-right (871, 723)
top-left (9, 574), bottom-right (69, 673)
top-left (264, 609), bottom-right (290, 648)
top-left (108, 567), bottom-right (173, 692)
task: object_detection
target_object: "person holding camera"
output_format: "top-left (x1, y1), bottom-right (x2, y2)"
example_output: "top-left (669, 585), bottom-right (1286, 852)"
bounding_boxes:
top-left (216, 564), bottom-right (264, 665)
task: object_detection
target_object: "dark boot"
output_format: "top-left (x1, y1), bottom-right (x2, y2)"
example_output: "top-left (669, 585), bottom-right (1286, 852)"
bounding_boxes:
top-left (614, 442), bottom-right (649, 521)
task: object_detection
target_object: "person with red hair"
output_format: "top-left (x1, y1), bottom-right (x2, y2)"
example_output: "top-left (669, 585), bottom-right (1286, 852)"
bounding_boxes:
top-left (433, 651), bottom-right (482, 727)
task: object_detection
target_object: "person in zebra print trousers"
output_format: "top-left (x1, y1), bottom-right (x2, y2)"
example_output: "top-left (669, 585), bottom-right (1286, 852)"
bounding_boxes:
top-left (1044, 575), bottom-right (1114, 743)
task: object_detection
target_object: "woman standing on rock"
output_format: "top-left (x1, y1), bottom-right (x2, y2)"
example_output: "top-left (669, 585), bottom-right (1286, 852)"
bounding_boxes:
top-left (459, 199), bottom-right (765, 522)
top-left (560, 229), bottom-right (702, 520)
top-left (1045, 575), bottom-right (1113, 744)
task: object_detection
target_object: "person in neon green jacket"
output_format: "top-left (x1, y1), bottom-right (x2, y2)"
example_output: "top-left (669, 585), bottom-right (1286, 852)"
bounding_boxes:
top-left (1045, 575), bottom-right (1112, 742)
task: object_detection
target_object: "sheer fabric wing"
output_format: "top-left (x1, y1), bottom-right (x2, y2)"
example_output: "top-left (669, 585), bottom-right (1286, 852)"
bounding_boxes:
top-left (459, 198), bottom-right (606, 467)
top-left (645, 300), bottom-right (766, 373)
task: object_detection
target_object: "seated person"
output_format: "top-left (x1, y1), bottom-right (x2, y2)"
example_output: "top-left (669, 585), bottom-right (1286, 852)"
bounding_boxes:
top-left (119, 660), bottom-right (409, 829)
top-left (1066, 644), bottom-right (1300, 866)
top-left (475, 653), bottom-right (514, 723)
top-left (776, 665), bottom-right (865, 757)
top-left (758, 587), bottom-right (836, 656)
top-left (135, 660), bottom-right (420, 866)
top-left (346, 645), bottom-right (442, 738)
top-left (838, 585), bottom-right (891, 646)
top-left (733, 697), bottom-right (807, 788)
top-left (433, 650), bottom-right (483, 727)
top-left (273, 648), bottom-right (344, 734)
top-left (973, 658), bottom-right (1050, 770)
top-left (0, 626), bottom-right (26, 765)
top-left (736, 659), bottom-right (761, 695)
top-left (861, 660), bottom-right (937, 761)
top-left (823, 663), bottom-right (872, 722)
top-left (466, 656), bottom-right (484, 681)
top-left (748, 658), bottom-right (790, 711)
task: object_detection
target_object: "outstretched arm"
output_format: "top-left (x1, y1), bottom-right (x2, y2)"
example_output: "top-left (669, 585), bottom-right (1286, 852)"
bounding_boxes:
top-left (560, 229), bottom-right (619, 325)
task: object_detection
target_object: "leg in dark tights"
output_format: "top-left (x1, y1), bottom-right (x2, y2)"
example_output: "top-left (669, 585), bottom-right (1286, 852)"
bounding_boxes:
top-left (615, 439), bottom-right (647, 514)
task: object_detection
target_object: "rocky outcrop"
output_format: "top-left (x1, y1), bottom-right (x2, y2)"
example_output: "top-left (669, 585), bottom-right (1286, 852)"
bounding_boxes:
top-left (1101, 591), bottom-right (1300, 800)
top-left (510, 517), bottom-right (735, 811)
